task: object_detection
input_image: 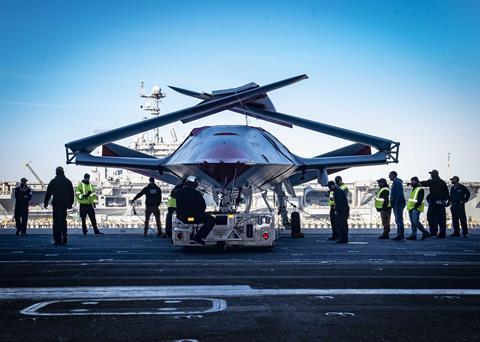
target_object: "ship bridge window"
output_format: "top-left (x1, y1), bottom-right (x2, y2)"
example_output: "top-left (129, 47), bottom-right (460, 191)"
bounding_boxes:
top-left (214, 132), bottom-right (238, 136)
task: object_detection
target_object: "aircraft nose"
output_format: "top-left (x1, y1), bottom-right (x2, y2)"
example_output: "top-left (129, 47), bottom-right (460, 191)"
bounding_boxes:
top-left (196, 143), bottom-right (250, 163)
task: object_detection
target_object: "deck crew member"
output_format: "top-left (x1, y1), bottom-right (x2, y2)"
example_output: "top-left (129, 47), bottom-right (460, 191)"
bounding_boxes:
top-left (327, 185), bottom-right (337, 240)
top-left (389, 171), bottom-right (406, 241)
top-left (406, 177), bottom-right (431, 240)
top-left (76, 173), bottom-right (103, 236)
top-left (174, 176), bottom-right (215, 245)
top-left (375, 178), bottom-right (392, 239)
top-left (14, 177), bottom-right (32, 236)
top-left (420, 170), bottom-right (450, 238)
top-left (328, 176), bottom-right (348, 241)
top-left (165, 181), bottom-right (184, 239)
top-left (132, 177), bottom-right (163, 237)
top-left (44, 167), bottom-right (74, 245)
top-left (448, 176), bottom-right (471, 237)
top-left (335, 176), bottom-right (349, 196)
top-left (328, 180), bottom-right (349, 243)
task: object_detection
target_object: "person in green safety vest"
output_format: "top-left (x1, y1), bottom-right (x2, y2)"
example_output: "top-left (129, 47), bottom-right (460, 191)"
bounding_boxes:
top-left (335, 176), bottom-right (349, 195)
top-left (406, 177), bottom-right (431, 240)
top-left (166, 180), bottom-right (184, 238)
top-left (326, 184), bottom-right (337, 241)
top-left (327, 176), bottom-right (349, 241)
top-left (327, 180), bottom-right (350, 243)
top-left (375, 178), bottom-right (392, 239)
top-left (75, 173), bottom-right (103, 236)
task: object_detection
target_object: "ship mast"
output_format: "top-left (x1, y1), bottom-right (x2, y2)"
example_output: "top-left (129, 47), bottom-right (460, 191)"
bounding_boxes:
top-left (139, 82), bottom-right (166, 146)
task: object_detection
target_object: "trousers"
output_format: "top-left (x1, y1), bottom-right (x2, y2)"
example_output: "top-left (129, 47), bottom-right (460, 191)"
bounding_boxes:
top-left (145, 206), bottom-right (162, 234)
top-left (329, 207), bottom-right (337, 238)
top-left (427, 203), bottom-right (447, 236)
top-left (14, 205), bottom-right (28, 234)
top-left (408, 209), bottom-right (427, 236)
top-left (380, 209), bottom-right (391, 236)
top-left (335, 209), bottom-right (349, 242)
top-left (392, 206), bottom-right (405, 238)
top-left (52, 205), bottom-right (68, 244)
top-left (79, 204), bottom-right (99, 233)
top-left (165, 207), bottom-right (176, 238)
top-left (451, 203), bottom-right (468, 235)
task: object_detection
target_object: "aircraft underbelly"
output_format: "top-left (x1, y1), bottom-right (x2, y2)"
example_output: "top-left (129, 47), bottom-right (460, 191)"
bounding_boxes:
top-left (165, 163), bottom-right (295, 189)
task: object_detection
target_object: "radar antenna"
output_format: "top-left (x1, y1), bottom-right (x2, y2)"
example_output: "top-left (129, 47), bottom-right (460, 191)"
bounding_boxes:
top-left (139, 82), bottom-right (166, 145)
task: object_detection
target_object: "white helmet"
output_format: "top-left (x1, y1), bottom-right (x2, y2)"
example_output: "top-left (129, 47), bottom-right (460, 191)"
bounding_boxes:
top-left (186, 175), bottom-right (197, 184)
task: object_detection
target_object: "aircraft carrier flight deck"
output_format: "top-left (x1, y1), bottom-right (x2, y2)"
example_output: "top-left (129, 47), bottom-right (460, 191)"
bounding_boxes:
top-left (0, 229), bottom-right (479, 342)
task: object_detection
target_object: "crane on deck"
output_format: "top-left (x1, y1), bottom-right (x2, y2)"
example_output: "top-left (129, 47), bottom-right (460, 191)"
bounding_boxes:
top-left (25, 162), bottom-right (45, 187)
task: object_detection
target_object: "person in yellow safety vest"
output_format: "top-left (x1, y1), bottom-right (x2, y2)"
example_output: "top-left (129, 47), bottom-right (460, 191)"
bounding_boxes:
top-left (165, 180), bottom-right (185, 238)
top-left (335, 176), bottom-right (349, 195)
top-left (326, 176), bottom-right (349, 241)
top-left (375, 178), bottom-right (392, 239)
top-left (327, 188), bottom-right (337, 240)
top-left (75, 173), bottom-right (103, 236)
top-left (406, 177), bottom-right (432, 240)
top-left (166, 196), bottom-right (176, 238)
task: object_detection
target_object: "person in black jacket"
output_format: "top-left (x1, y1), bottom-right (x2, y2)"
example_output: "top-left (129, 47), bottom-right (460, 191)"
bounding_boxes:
top-left (327, 181), bottom-right (349, 244)
top-left (448, 176), bottom-right (471, 237)
top-left (14, 177), bottom-right (32, 236)
top-left (175, 176), bottom-right (215, 245)
top-left (420, 169), bottom-right (450, 238)
top-left (132, 177), bottom-right (163, 237)
top-left (44, 167), bottom-right (74, 245)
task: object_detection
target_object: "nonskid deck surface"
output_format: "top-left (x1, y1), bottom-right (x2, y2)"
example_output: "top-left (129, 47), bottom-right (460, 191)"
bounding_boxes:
top-left (0, 230), bottom-right (479, 341)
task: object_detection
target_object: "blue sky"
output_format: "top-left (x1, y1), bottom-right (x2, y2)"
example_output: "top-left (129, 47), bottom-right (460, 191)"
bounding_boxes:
top-left (1, 0), bottom-right (479, 183)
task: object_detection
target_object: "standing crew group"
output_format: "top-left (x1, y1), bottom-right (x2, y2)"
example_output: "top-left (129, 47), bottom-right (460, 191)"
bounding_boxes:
top-left (12, 165), bottom-right (473, 245)
top-left (327, 169), bottom-right (472, 244)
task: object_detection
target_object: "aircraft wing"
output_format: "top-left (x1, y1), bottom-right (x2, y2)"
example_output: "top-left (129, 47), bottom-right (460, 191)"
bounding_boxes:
top-left (288, 143), bottom-right (374, 186)
top-left (242, 106), bottom-right (397, 153)
top-left (74, 143), bottom-right (180, 184)
top-left (66, 74), bottom-right (307, 155)
top-left (74, 152), bottom-right (164, 170)
top-left (170, 83), bottom-right (400, 163)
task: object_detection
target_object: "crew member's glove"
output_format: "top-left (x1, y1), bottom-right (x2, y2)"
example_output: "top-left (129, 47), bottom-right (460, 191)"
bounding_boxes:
top-left (86, 191), bottom-right (92, 197)
top-left (43, 204), bottom-right (48, 209)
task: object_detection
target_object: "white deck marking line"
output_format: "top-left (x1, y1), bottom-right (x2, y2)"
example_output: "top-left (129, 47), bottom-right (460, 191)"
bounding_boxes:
top-left (20, 297), bottom-right (227, 316)
top-left (3, 286), bottom-right (480, 300)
